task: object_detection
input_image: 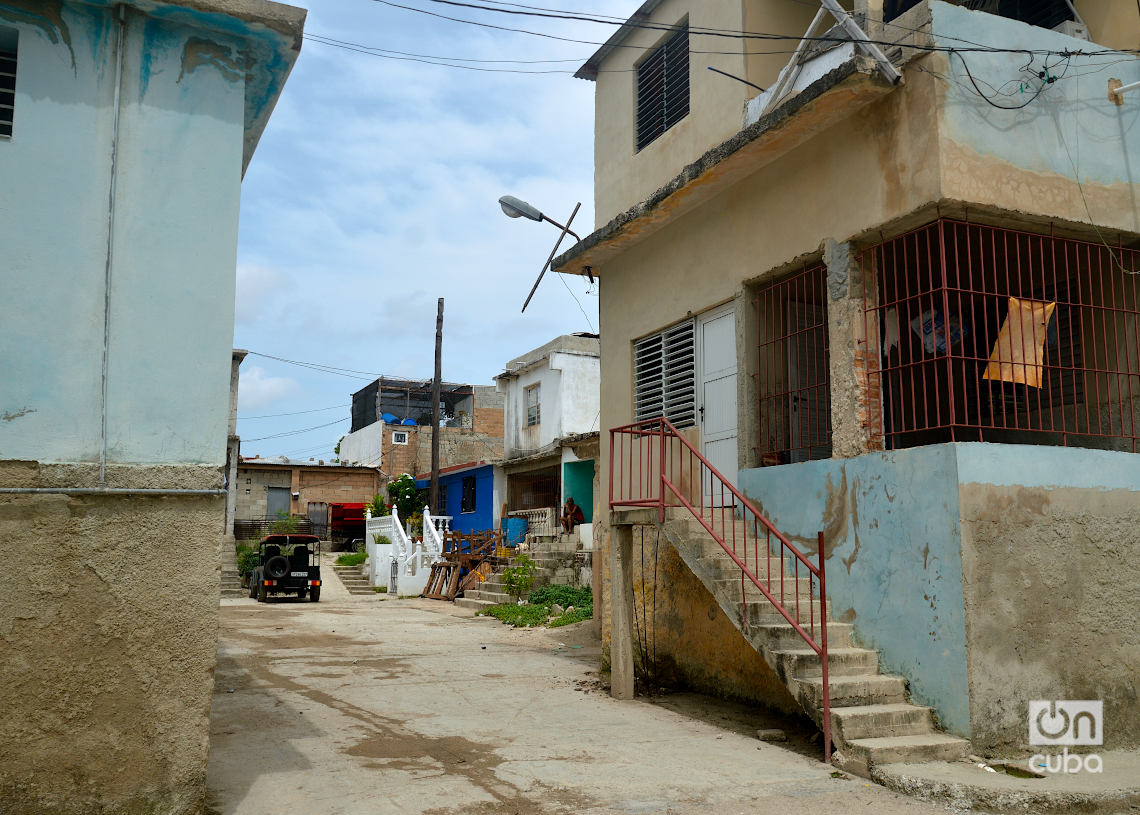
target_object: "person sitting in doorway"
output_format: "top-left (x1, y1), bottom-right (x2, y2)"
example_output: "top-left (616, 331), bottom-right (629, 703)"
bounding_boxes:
top-left (560, 496), bottom-right (585, 534)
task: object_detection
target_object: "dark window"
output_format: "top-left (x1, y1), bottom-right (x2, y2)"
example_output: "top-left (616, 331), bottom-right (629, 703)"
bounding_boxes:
top-left (460, 476), bottom-right (476, 514)
top-left (635, 319), bottom-right (696, 427)
top-left (0, 30), bottom-right (16, 139)
top-left (636, 22), bottom-right (689, 151)
top-left (437, 483), bottom-right (448, 515)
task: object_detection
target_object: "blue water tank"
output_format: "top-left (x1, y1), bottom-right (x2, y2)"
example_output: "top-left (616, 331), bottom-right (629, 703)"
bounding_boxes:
top-left (505, 517), bottom-right (528, 545)
top-left (402, 418), bottom-right (417, 426)
top-left (381, 412), bottom-right (399, 424)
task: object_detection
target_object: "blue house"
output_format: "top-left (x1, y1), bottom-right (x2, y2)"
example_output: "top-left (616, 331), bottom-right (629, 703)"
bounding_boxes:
top-left (417, 461), bottom-right (499, 535)
top-left (0, 1), bottom-right (304, 811)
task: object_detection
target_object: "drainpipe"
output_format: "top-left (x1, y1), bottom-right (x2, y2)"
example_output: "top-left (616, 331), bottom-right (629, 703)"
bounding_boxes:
top-left (99, 4), bottom-right (127, 484)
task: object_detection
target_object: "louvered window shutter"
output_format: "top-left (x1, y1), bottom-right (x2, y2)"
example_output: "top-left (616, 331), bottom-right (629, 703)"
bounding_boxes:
top-left (635, 320), bottom-right (695, 427)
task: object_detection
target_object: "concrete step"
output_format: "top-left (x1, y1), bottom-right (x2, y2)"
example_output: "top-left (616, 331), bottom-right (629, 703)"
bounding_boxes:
top-left (220, 589), bottom-right (246, 599)
top-left (465, 589), bottom-right (511, 603)
top-left (795, 674), bottom-right (908, 709)
top-left (774, 648), bottom-right (880, 678)
top-left (842, 733), bottom-right (969, 768)
top-left (455, 597), bottom-right (498, 611)
top-left (748, 622), bottom-right (855, 649)
top-left (738, 597), bottom-right (828, 627)
top-left (830, 703), bottom-right (937, 742)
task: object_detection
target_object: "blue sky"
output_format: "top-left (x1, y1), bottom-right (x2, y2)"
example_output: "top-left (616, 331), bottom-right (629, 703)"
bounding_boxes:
top-left (235, 0), bottom-right (632, 460)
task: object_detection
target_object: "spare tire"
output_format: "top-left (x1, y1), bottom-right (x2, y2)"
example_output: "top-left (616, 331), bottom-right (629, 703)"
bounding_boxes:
top-left (264, 555), bottom-right (290, 581)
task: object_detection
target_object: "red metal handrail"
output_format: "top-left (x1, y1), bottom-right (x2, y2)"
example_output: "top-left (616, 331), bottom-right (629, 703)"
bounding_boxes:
top-left (610, 417), bottom-right (831, 762)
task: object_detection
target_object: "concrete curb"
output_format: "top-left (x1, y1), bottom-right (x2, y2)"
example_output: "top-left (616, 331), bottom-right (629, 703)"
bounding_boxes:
top-left (871, 763), bottom-right (1140, 814)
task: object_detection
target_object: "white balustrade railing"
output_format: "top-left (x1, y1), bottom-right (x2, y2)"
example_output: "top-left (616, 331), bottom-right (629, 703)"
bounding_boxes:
top-left (509, 506), bottom-right (556, 536)
top-left (421, 506), bottom-right (446, 562)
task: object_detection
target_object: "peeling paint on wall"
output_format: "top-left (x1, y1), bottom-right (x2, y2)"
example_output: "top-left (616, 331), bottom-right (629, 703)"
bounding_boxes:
top-left (178, 36), bottom-right (241, 85)
top-left (0, 0), bottom-right (74, 68)
top-left (1, 407), bottom-right (36, 422)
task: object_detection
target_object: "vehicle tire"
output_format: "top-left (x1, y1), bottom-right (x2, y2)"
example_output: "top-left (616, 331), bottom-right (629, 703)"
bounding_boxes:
top-left (264, 555), bottom-right (289, 581)
top-left (310, 586), bottom-right (320, 603)
top-left (248, 570), bottom-right (259, 599)
top-left (296, 588), bottom-right (306, 599)
top-left (257, 579), bottom-right (267, 603)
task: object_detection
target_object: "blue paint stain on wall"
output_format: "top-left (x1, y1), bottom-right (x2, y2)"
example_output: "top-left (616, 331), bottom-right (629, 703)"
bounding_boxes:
top-left (740, 445), bottom-right (972, 737)
top-left (931, 0), bottom-right (1140, 188)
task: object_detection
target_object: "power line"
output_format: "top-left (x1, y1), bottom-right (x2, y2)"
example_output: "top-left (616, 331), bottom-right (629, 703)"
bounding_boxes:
top-left (240, 403), bottom-right (349, 419)
top-left (245, 350), bottom-right (382, 380)
top-left (305, 33), bottom-right (582, 62)
top-left (243, 417), bottom-right (349, 442)
top-left (371, 0), bottom-right (1129, 59)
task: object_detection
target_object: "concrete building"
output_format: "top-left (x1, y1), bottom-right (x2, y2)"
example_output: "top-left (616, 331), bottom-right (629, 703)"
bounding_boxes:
top-left (234, 457), bottom-right (382, 538)
top-left (0, 1), bottom-right (304, 812)
top-left (552, 0), bottom-right (1140, 772)
top-left (339, 377), bottom-right (505, 481)
top-left (495, 334), bottom-right (601, 536)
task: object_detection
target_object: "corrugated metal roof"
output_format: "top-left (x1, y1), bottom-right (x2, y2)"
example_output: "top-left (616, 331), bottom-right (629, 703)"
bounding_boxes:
top-left (575, 0), bottom-right (667, 81)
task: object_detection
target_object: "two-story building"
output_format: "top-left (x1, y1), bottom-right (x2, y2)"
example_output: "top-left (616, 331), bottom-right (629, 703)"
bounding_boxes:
top-left (0, 1), bottom-right (304, 811)
top-left (496, 334), bottom-right (601, 538)
top-left (553, 0), bottom-right (1140, 774)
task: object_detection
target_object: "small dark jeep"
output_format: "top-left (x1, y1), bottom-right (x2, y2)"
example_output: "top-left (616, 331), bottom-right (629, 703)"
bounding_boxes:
top-left (249, 534), bottom-right (322, 603)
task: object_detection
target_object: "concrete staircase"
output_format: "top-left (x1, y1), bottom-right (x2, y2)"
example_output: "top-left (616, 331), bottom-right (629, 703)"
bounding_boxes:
top-left (529, 531), bottom-right (585, 588)
top-left (220, 537), bottom-right (245, 599)
top-left (455, 570), bottom-right (512, 611)
top-left (332, 564), bottom-right (376, 596)
top-left (652, 507), bottom-right (968, 778)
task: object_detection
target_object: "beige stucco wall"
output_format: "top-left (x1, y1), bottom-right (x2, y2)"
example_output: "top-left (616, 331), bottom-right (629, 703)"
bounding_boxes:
top-left (1076, 0), bottom-right (1140, 53)
top-left (592, 0), bottom-right (751, 226)
top-left (959, 481), bottom-right (1140, 754)
top-left (0, 466), bottom-right (222, 814)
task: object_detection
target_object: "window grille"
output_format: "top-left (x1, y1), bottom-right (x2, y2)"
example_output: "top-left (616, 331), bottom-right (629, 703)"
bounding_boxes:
top-left (636, 22), bottom-right (689, 151)
top-left (635, 319), bottom-right (696, 427)
top-left (0, 34), bottom-right (16, 139)
top-left (862, 219), bottom-right (1140, 452)
top-left (437, 483), bottom-right (448, 515)
top-left (461, 475), bottom-right (477, 514)
top-left (392, 431), bottom-right (408, 445)
top-left (525, 383), bottom-right (540, 427)
top-left (755, 263), bottom-right (832, 465)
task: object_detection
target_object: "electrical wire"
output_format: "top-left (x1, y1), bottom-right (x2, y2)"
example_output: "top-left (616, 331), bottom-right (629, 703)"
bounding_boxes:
top-left (243, 417), bottom-right (349, 442)
top-left (241, 403), bottom-right (350, 419)
top-left (370, 0), bottom-right (1129, 58)
top-left (245, 350), bottom-right (383, 380)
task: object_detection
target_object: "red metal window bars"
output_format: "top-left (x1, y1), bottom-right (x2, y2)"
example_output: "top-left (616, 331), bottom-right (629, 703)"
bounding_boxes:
top-left (862, 219), bottom-right (1140, 451)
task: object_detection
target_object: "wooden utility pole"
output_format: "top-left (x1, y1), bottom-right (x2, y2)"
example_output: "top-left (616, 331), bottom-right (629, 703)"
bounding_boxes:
top-left (429, 298), bottom-right (444, 516)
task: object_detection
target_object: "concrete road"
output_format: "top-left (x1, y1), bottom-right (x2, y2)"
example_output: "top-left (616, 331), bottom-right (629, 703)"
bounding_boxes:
top-left (206, 583), bottom-right (955, 815)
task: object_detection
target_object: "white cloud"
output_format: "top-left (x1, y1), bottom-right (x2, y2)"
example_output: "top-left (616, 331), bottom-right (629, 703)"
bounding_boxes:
top-left (232, 0), bottom-right (626, 457)
top-left (238, 366), bottom-right (302, 412)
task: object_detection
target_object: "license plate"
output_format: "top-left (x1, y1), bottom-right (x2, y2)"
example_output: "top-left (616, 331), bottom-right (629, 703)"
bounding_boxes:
top-left (290, 571), bottom-right (308, 577)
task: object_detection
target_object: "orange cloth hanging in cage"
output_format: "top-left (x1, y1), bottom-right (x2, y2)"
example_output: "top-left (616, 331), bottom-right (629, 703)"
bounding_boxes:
top-left (983, 297), bottom-right (1056, 388)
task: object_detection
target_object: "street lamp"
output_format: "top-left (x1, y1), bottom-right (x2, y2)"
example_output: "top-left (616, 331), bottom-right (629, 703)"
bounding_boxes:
top-left (499, 195), bottom-right (583, 312)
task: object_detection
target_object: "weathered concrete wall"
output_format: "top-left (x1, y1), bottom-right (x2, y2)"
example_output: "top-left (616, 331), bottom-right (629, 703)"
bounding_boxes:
top-left (0, 467), bottom-right (223, 814)
top-left (599, 522), bottom-right (801, 713)
top-left (739, 445), bottom-right (972, 737)
top-left (234, 464), bottom-right (291, 520)
top-left (932, 1), bottom-right (1140, 234)
top-left (956, 444), bottom-right (1140, 754)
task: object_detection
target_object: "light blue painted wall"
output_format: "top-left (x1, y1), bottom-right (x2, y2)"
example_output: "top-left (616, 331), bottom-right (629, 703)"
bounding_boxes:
top-left (932, 1), bottom-right (1140, 188)
top-left (739, 446), bottom-right (972, 737)
top-left (956, 442), bottom-right (1140, 490)
top-left (0, 2), bottom-right (246, 466)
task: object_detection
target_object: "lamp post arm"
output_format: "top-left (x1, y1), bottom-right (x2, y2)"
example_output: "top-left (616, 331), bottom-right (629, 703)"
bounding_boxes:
top-left (540, 214), bottom-right (581, 243)
top-left (521, 201), bottom-right (582, 313)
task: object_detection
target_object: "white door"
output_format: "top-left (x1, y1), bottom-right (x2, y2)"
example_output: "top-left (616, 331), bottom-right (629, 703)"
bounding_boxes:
top-left (698, 306), bottom-right (738, 506)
